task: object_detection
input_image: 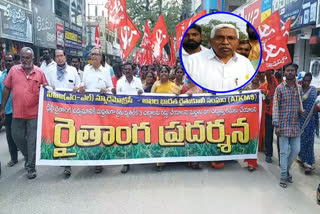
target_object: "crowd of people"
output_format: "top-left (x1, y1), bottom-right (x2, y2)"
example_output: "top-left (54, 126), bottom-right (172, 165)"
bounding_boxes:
top-left (0, 23), bottom-right (318, 196)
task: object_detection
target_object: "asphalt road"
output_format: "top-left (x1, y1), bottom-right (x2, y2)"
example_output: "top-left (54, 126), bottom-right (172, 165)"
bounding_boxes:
top-left (1, 129), bottom-right (320, 214)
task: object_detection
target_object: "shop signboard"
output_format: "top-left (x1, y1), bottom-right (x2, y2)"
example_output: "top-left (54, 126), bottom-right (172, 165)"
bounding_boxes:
top-left (0, 1), bottom-right (33, 43)
top-left (34, 5), bottom-right (56, 49)
top-left (57, 24), bottom-right (65, 47)
top-left (272, 0), bottom-right (318, 29)
top-left (65, 27), bottom-right (82, 50)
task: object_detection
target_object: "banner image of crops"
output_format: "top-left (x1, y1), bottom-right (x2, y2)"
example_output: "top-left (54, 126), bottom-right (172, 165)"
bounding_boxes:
top-left (36, 88), bottom-right (261, 166)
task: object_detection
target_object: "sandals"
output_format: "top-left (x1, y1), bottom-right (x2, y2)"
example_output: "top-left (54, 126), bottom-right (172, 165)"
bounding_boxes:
top-left (189, 162), bottom-right (201, 170)
top-left (121, 165), bottom-right (130, 173)
top-left (280, 179), bottom-right (287, 188)
top-left (248, 166), bottom-right (256, 172)
top-left (287, 174), bottom-right (293, 183)
top-left (94, 166), bottom-right (103, 174)
top-left (64, 166), bottom-right (71, 177)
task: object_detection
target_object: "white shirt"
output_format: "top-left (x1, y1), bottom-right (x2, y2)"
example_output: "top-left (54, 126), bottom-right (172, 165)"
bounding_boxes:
top-left (77, 69), bottom-right (83, 82)
top-left (116, 76), bottom-right (144, 95)
top-left (45, 64), bottom-right (81, 89)
top-left (82, 65), bottom-right (114, 90)
top-left (181, 45), bottom-right (208, 63)
top-left (185, 49), bottom-right (255, 92)
top-left (40, 60), bottom-right (56, 78)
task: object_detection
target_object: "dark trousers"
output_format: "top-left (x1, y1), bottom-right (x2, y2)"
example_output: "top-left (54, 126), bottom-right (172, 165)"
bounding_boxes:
top-left (5, 114), bottom-right (18, 162)
top-left (265, 114), bottom-right (274, 158)
top-left (11, 118), bottom-right (37, 171)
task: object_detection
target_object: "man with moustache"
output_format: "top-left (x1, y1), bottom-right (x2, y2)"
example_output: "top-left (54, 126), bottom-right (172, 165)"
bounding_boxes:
top-left (0, 47), bottom-right (48, 179)
top-left (185, 24), bottom-right (255, 92)
top-left (40, 48), bottom-right (56, 79)
top-left (273, 62), bottom-right (303, 188)
top-left (80, 47), bottom-right (114, 174)
top-left (0, 54), bottom-right (18, 168)
top-left (181, 24), bottom-right (208, 62)
top-left (115, 62), bottom-right (144, 173)
top-left (236, 40), bottom-right (251, 58)
top-left (71, 56), bottom-right (83, 81)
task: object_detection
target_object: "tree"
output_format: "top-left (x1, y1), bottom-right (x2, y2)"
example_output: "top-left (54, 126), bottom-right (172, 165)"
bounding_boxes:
top-left (126, 0), bottom-right (182, 49)
top-left (200, 20), bottom-right (248, 47)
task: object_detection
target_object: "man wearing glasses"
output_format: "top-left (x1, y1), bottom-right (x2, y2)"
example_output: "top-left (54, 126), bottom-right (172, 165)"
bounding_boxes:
top-left (184, 24), bottom-right (255, 92)
top-left (80, 47), bottom-right (114, 174)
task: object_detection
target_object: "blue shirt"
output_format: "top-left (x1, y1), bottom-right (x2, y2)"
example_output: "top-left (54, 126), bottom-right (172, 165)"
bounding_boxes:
top-left (0, 69), bottom-right (13, 114)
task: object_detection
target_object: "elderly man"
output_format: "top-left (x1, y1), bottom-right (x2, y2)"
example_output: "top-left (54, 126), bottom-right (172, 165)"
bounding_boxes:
top-left (80, 47), bottom-right (114, 174)
top-left (45, 49), bottom-right (80, 177)
top-left (81, 48), bottom-right (113, 93)
top-left (116, 62), bottom-right (144, 173)
top-left (185, 24), bottom-right (255, 92)
top-left (0, 47), bottom-right (48, 179)
top-left (0, 54), bottom-right (18, 167)
top-left (46, 49), bottom-right (80, 90)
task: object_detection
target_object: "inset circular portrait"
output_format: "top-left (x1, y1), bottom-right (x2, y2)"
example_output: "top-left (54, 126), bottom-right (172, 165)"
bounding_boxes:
top-left (180, 12), bottom-right (262, 93)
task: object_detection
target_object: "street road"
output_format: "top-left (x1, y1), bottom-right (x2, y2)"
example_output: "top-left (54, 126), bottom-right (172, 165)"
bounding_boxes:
top-left (1, 129), bottom-right (320, 214)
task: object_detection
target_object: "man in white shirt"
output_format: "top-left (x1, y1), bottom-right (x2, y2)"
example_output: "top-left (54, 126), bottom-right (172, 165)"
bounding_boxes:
top-left (81, 48), bottom-right (113, 93)
top-left (117, 63), bottom-right (144, 95)
top-left (79, 47), bottom-right (114, 174)
top-left (115, 63), bottom-right (143, 173)
top-left (71, 56), bottom-right (83, 81)
top-left (46, 49), bottom-right (80, 90)
top-left (40, 48), bottom-right (56, 78)
top-left (45, 49), bottom-right (80, 177)
top-left (181, 24), bottom-right (208, 63)
top-left (185, 24), bottom-right (255, 92)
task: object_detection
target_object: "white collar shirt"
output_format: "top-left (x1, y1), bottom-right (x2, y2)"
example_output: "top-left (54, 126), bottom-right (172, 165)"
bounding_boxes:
top-left (181, 45), bottom-right (208, 63)
top-left (77, 69), bottom-right (83, 82)
top-left (185, 49), bottom-right (255, 92)
top-left (45, 64), bottom-right (81, 89)
top-left (40, 60), bottom-right (56, 78)
top-left (82, 65), bottom-right (114, 90)
top-left (116, 76), bottom-right (144, 95)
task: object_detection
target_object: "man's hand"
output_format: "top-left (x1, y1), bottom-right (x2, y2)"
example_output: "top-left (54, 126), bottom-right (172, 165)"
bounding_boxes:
top-left (0, 108), bottom-right (5, 122)
top-left (100, 88), bottom-right (108, 94)
top-left (111, 88), bottom-right (116, 95)
top-left (72, 87), bottom-right (78, 93)
top-left (275, 127), bottom-right (281, 137)
top-left (299, 109), bottom-right (306, 117)
top-left (79, 86), bottom-right (86, 94)
top-left (137, 89), bottom-right (143, 95)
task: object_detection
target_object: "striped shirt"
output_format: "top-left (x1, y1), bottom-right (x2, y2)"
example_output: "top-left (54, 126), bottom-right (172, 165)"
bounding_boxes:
top-left (272, 81), bottom-right (302, 137)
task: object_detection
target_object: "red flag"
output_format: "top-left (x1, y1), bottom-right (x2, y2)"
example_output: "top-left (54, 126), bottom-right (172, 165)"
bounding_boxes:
top-left (170, 33), bottom-right (176, 67)
top-left (151, 15), bottom-right (169, 58)
top-left (105, 0), bottom-right (127, 31)
top-left (141, 19), bottom-right (152, 50)
top-left (134, 50), bottom-right (141, 64)
top-left (175, 10), bottom-right (206, 51)
top-left (118, 16), bottom-right (141, 59)
top-left (257, 11), bottom-right (281, 42)
top-left (281, 18), bottom-right (291, 44)
top-left (260, 31), bottom-right (292, 71)
top-left (94, 26), bottom-right (101, 49)
top-left (141, 49), bottom-right (152, 65)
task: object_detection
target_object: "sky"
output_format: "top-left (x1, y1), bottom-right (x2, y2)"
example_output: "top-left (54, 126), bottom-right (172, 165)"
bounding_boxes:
top-left (196, 13), bottom-right (248, 36)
